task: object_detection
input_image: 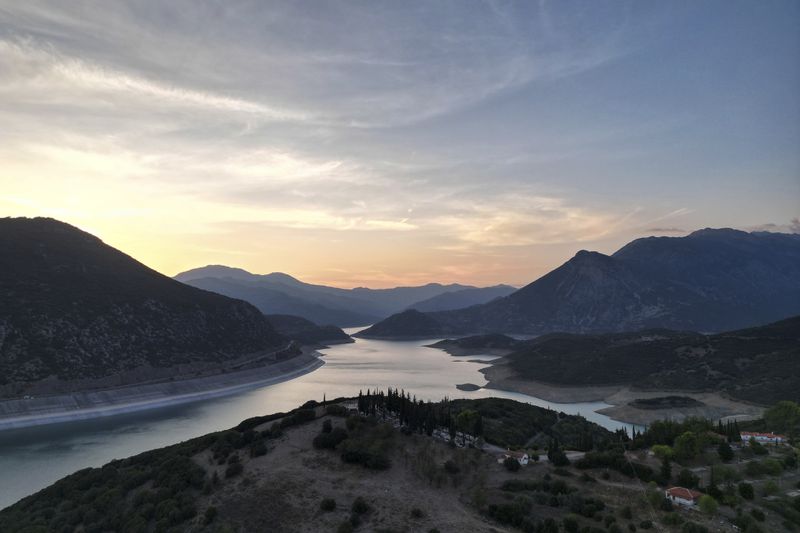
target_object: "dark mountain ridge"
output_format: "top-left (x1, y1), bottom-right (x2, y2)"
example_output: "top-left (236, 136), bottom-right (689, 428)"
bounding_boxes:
top-left (359, 228), bottom-right (800, 338)
top-left (0, 217), bottom-right (285, 391)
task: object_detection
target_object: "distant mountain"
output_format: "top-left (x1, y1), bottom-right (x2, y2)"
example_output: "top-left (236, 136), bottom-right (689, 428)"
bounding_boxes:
top-left (407, 285), bottom-right (516, 312)
top-left (359, 229), bottom-right (800, 338)
top-left (265, 314), bottom-right (352, 346)
top-left (177, 275), bottom-right (378, 327)
top-left (496, 316), bottom-right (800, 405)
top-left (0, 218), bottom-right (286, 391)
top-left (175, 265), bottom-right (508, 327)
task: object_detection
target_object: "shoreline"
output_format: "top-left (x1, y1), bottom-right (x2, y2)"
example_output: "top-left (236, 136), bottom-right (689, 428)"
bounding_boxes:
top-left (480, 361), bottom-right (765, 425)
top-left (0, 352), bottom-right (325, 431)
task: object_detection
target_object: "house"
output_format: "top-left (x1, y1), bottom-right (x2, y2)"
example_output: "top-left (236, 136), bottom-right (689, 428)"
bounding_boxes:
top-left (499, 450), bottom-right (529, 466)
top-left (665, 487), bottom-right (702, 507)
top-left (741, 431), bottom-right (787, 444)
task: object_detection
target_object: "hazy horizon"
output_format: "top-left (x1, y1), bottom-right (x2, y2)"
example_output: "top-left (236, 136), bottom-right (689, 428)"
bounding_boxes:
top-left (1, 1), bottom-right (798, 288)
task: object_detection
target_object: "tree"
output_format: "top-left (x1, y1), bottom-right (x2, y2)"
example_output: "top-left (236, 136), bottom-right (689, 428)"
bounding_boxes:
top-left (503, 456), bottom-right (520, 472)
top-left (738, 482), bottom-right (754, 500)
top-left (660, 457), bottom-right (672, 482)
top-left (717, 441), bottom-right (734, 462)
top-left (456, 409), bottom-right (479, 443)
top-left (698, 494), bottom-right (718, 515)
top-left (652, 444), bottom-right (674, 460)
top-left (673, 432), bottom-right (699, 461)
top-left (677, 469), bottom-right (699, 488)
top-left (764, 401), bottom-right (800, 437)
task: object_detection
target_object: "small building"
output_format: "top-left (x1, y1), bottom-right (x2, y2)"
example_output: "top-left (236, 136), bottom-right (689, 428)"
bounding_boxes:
top-left (499, 450), bottom-right (529, 466)
top-left (741, 431), bottom-right (787, 444)
top-left (665, 486), bottom-right (702, 507)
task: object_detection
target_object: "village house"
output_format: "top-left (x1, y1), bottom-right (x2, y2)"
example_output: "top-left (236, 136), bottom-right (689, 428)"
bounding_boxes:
top-left (499, 450), bottom-right (529, 466)
top-left (740, 431), bottom-right (787, 444)
top-left (665, 486), bottom-right (702, 507)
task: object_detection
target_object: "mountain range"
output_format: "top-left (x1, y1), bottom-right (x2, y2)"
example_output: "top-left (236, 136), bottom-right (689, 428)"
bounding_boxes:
top-left (359, 228), bottom-right (800, 338)
top-left (0, 217), bottom-right (286, 393)
top-left (174, 265), bottom-right (515, 327)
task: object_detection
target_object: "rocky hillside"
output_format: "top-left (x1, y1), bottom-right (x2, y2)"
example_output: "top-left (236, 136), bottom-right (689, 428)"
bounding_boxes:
top-left (0, 218), bottom-right (285, 389)
top-left (359, 229), bottom-right (800, 338)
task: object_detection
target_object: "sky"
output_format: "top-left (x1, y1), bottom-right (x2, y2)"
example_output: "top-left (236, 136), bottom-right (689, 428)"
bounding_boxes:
top-left (1, 1), bottom-right (798, 288)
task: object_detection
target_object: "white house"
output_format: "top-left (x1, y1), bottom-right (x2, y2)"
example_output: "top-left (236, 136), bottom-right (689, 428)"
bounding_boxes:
top-left (499, 450), bottom-right (529, 466)
top-left (741, 431), bottom-right (787, 444)
top-left (665, 486), bottom-right (702, 507)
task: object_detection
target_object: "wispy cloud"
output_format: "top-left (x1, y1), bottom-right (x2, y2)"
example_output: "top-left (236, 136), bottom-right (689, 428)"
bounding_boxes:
top-left (645, 227), bottom-right (687, 234)
top-left (746, 218), bottom-right (800, 234)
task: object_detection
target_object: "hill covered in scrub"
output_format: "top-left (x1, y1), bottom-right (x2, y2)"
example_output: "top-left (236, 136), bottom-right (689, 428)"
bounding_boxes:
top-left (492, 316), bottom-right (800, 405)
top-left (0, 218), bottom-right (286, 391)
top-left (0, 394), bottom-right (617, 532)
top-left (5, 393), bottom-right (781, 533)
top-left (359, 229), bottom-right (800, 338)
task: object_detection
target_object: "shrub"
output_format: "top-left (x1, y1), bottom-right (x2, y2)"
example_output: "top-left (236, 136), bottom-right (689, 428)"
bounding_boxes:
top-left (639, 520), bottom-right (653, 529)
top-left (681, 523), bottom-right (709, 533)
top-left (326, 404), bottom-right (348, 417)
top-left (677, 469), bottom-right (699, 488)
top-left (280, 408), bottom-right (316, 429)
top-left (203, 506), bottom-right (217, 525)
top-left (250, 440), bottom-right (267, 457)
top-left (761, 480), bottom-right (779, 496)
top-left (620, 506), bottom-right (632, 519)
top-left (750, 508), bottom-right (765, 521)
top-left (718, 441), bottom-right (734, 462)
top-left (320, 498), bottom-right (336, 512)
top-left (563, 515), bottom-right (579, 533)
top-left (444, 460), bottom-right (460, 474)
top-left (322, 419), bottom-right (333, 433)
top-left (313, 427), bottom-right (348, 449)
top-left (411, 508), bottom-right (424, 518)
top-left (224, 462), bottom-right (243, 478)
top-left (698, 494), bottom-right (718, 515)
top-left (351, 497), bottom-right (369, 515)
top-left (337, 520), bottom-right (354, 533)
top-left (503, 457), bottom-right (521, 472)
top-left (739, 482), bottom-right (755, 500)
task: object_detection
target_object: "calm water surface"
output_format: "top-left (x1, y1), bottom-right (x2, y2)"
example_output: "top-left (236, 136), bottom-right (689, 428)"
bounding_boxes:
top-left (0, 331), bottom-right (638, 509)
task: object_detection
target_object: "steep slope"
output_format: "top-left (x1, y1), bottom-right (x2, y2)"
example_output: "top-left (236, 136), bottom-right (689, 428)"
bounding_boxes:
top-left (359, 229), bottom-right (800, 338)
top-left (407, 284), bottom-right (517, 312)
top-left (175, 265), bottom-right (491, 326)
top-left (0, 218), bottom-right (285, 390)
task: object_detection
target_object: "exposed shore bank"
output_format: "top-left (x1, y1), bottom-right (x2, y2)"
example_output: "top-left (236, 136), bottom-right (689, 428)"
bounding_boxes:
top-left (480, 360), bottom-right (764, 425)
top-left (0, 352), bottom-right (324, 431)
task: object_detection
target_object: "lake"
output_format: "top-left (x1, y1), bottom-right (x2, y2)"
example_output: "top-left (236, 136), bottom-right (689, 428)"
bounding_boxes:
top-left (0, 331), bottom-right (637, 509)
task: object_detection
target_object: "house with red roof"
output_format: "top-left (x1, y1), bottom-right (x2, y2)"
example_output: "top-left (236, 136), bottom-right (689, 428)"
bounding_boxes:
top-left (740, 431), bottom-right (787, 444)
top-left (665, 486), bottom-right (702, 507)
